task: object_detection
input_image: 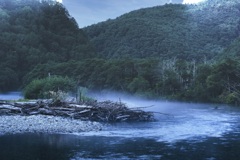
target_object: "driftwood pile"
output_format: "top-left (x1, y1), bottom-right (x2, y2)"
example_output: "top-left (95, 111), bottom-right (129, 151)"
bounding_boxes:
top-left (0, 100), bottom-right (155, 122)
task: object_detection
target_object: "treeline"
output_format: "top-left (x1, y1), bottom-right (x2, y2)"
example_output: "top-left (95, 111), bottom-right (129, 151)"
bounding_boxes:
top-left (0, 0), bottom-right (95, 91)
top-left (23, 58), bottom-right (240, 104)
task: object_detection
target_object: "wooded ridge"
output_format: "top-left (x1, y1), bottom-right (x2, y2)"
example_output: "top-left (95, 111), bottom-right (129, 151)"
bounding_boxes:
top-left (84, 0), bottom-right (240, 60)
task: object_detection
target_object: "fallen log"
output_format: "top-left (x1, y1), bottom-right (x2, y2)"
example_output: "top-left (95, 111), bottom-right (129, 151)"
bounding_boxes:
top-left (0, 105), bottom-right (22, 115)
top-left (0, 100), bottom-right (155, 122)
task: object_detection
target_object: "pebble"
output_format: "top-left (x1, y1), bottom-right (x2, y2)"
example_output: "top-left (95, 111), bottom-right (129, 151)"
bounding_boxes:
top-left (0, 115), bottom-right (103, 135)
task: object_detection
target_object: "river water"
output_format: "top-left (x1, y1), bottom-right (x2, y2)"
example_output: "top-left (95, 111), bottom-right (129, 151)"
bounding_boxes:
top-left (0, 92), bottom-right (23, 100)
top-left (0, 94), bottom-right (240, 159)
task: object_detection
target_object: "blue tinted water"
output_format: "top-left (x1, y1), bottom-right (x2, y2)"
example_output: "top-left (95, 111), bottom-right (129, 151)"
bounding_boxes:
top-left (0, 101), bottom-right (240, 160)
top-left (0, 92), bottom-right (23, 100)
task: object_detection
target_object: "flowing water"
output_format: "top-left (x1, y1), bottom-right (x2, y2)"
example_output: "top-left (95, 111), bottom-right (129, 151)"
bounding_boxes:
top-left (0, 93), bottom-right (240, 159)
top-left (0, 92), bottom-right (23, 100)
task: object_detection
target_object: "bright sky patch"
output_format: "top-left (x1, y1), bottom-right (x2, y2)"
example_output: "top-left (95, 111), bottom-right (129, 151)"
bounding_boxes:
top-left (183, 0), bottom-right (205, 4)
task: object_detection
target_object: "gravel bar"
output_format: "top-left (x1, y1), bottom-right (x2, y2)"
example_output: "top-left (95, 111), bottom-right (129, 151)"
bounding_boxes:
top-left (0, 115), bottom-right (103, 135)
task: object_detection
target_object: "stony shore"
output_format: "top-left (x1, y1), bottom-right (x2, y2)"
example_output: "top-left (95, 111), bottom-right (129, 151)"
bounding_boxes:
top-left (0, 115), bottom-right (103, 135)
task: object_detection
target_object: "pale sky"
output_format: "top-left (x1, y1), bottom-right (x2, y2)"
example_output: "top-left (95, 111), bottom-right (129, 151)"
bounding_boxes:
top-left (183, 0), bottom-right (205, 4)
top-left (62, 0), bottom-right (204, 28)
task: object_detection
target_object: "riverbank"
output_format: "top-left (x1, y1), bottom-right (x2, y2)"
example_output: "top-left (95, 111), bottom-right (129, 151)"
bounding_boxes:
top-left (0, 98), bottom-right (155, 135)
top-left (0, 100), bottom-right (154, 122)
top-left (0, 115), bottom-right (103, 135)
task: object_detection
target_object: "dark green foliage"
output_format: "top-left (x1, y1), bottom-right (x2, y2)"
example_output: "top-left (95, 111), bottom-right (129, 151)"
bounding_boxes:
top-left (84, 0), bottom-right (240, 60)
top-left (219, 37), bottom-right (240, 59)
top-left (21, 58), bottom-right (198, 99)
top-left (22, 56), bottom-right (240, 104)
top-left (0, 0), bottom-right (95, 91)
top-left (24, 76), bottom-right (76, 99)
top-left (1, 0), bottom-right (240, 105)
top-left (79, 0), bottom-right (240, 104)
top-left (207, 58), bottom-right (240, 104)
top-left (0, 66), bottom-right (19, 91)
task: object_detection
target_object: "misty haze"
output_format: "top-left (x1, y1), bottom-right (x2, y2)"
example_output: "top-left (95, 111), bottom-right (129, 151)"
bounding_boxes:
top-left (0, 0), bottom-right (240, 159)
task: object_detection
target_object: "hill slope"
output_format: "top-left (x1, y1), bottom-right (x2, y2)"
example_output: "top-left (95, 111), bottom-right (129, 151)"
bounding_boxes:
top-left (0, 0), bottom-right (95, 91)
top-left (1, 0), bottom-right (239, 105)
top-left (84, 0), bottom-right (240, 60)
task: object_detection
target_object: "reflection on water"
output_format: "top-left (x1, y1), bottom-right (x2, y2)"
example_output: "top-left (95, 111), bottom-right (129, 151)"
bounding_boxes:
top-left (0, 133), bottom-right (79, 160)
top-left (1, 132), bottom-right (240, 160)
top-left (0, 102), bottom-right (240, 160)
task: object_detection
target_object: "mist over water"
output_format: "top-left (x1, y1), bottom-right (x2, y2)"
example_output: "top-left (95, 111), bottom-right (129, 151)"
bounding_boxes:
top-left (1, 90), bottom-right (238, 143)
top-left (1, 91), bottom-right (240, 159)
top-left (0, 92), bottom-right (23, 100)
top-left (86, 91), bottom-right (238, 142)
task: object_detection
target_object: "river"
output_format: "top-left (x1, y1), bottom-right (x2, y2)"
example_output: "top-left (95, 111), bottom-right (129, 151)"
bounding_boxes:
top-left (0, 94), bottom-right (240, 159)
top-left (0, 92), bottom-right (23, 100)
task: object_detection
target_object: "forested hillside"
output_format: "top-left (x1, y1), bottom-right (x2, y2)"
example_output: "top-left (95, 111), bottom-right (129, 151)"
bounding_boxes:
top-left (0, 0), bottom-right (95, 91)
top-left (84, 0), bottom-right (240, 60)
top-left (79, 0), bottom-right (240, 104)
top-left (1, 0), bottom-right (240, 105)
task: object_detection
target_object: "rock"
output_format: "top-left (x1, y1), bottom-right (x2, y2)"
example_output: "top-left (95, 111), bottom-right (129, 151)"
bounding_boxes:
top-left (0, 115), bottom-right (103, 135)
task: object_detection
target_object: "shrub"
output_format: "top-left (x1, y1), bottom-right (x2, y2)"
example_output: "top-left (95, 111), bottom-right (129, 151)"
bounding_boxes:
top-left (76, 86), bottom-right (95, 103)
top-left (49, 90), bottom-right (68, 102)
top-left (24, 76), bottom-right (76, 99)
top-left (219, 91), bottom-right (239, 105)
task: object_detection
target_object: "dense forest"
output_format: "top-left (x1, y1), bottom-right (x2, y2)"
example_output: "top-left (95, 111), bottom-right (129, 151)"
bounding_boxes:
top-left (84, 0), bottom-right (240, 60)
top-left (0, 0), bottom-right (95, 91)
top-left (0, 0), bottom-right (240, 105)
